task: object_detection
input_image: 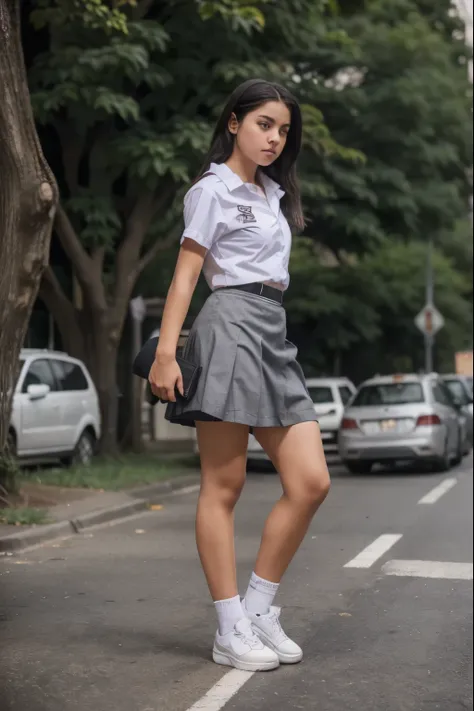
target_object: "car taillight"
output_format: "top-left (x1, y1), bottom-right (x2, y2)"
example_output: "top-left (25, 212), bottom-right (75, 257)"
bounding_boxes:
top-left (416, 414), bottom-right (441, 426)
top-left (342, 418), bottom-right (358, 430)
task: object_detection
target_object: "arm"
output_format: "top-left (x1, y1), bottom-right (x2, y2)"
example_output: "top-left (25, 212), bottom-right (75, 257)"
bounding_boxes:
top-left (149, 239), bottom-right (207, 402)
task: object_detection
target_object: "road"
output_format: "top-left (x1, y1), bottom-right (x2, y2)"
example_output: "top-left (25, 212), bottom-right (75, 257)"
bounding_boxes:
top-left (0, 457), bottom-right (472, 711)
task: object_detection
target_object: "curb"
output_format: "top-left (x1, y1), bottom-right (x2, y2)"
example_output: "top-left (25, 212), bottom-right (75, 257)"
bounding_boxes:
top-left (0, 473), bottom-right (201, 555)
top-left (0, 521), bottom-right (75, 553)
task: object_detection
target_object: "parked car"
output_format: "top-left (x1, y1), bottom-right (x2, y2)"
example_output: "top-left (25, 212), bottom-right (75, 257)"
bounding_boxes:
top-left (440, 374), bottom-right (473, 454)
top-left (338, 373), bottom-right (464, 473)
top-left (9, 350), bottom-right (101, 466)
top-left (247, 377), bottom-right (356, 465)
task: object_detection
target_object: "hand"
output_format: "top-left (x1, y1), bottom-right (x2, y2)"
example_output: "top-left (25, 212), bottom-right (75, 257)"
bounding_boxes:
top-left (148, 354), bottom-right (184, 403)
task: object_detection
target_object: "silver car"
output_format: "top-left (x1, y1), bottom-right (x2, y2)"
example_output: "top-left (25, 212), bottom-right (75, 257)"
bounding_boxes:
top-left (441, 374), bottom-right (473, 453)
top-left (246, 377), bottom-right (356, 464)
top-left (338, 373), bottom-right (463, 473)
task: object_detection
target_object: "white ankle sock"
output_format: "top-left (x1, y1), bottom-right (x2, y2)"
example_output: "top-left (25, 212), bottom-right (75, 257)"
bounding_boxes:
top-left (214, 595), bottom-right (244, 635)
top-left (244, 572), bottom-right (279, 615)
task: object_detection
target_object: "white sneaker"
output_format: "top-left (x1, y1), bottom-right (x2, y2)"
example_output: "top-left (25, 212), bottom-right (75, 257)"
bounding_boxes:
top-left (212, 618), bottom-right (280, 672)
top-left (243, 603), bottom-right (303, 664)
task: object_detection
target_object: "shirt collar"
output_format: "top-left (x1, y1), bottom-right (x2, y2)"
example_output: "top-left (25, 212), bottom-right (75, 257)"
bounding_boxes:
top-left (209, 162), bottom-right (285, 199)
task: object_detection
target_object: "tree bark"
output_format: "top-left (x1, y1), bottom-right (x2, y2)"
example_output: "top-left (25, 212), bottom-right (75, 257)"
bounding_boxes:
top-left (0, 0), bottom-right (58, 487)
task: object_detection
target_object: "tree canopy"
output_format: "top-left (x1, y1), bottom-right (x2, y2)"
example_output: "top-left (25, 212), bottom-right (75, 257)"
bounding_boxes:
top-left (17, 0), bottom-right (473, 449)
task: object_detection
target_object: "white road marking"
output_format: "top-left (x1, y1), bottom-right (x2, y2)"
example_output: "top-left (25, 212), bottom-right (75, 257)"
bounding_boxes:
top-left (344, 534), bottom-right (403, 569)
top-left (185, 669), bottom-right (254, 711)
top-left (382, 560), bottom-right (473, 580)
top-left (418, 477), bottom-right (457, 505)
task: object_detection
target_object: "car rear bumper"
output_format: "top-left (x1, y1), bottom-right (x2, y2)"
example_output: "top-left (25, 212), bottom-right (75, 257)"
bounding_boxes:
top-left (338, 428), bottom-right (446, 461)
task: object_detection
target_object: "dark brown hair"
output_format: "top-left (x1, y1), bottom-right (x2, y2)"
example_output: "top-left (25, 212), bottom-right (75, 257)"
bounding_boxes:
top-left (197, 78), bottom-right (305, 232)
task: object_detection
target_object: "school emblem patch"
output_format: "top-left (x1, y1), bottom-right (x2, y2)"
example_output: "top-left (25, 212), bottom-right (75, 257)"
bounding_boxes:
top-left (236, 205), bottom-right (257, 223)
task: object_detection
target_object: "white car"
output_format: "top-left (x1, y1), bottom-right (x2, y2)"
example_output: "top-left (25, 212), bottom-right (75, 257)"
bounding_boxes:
top-left (247, 377), bottom-right (356, 464)
top-left (9, 350), bottom-right (101, 466)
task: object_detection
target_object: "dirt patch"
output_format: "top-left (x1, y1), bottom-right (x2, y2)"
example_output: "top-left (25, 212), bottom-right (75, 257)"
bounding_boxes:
top-left (6, 482), bottom-right (93, 510)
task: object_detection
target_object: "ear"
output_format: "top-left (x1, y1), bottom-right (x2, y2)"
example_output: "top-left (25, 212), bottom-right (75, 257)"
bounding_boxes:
top-left (228, 113), bottom-right (239, 135)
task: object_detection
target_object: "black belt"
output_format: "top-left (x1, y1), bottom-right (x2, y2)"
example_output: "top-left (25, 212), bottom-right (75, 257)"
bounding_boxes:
top-left (227, 282), bottom-right (284, 304)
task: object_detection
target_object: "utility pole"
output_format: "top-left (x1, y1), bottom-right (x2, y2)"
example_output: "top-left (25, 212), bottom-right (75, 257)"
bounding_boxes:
top-left (425, 237), bottom-right (434, 373)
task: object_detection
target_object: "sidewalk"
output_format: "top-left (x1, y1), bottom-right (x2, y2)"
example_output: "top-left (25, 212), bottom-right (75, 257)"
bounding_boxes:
top-left (0, 470), bottom-right (201, 554)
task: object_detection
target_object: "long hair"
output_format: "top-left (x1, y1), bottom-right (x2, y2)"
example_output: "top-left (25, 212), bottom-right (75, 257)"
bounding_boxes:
top-left (196, 79), bottom-right (305, 232)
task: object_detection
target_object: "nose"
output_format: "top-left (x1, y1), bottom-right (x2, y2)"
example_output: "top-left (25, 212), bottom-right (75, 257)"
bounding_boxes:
top-left (269, 130), bottom-right (280, 146)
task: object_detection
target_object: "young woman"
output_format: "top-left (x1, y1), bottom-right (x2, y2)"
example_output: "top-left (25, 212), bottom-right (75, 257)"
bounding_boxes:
top-left (149, 78), bottom-right (330, 672)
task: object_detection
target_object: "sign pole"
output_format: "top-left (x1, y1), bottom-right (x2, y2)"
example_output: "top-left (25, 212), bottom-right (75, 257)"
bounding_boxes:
top-left (425, 238), bottom-right (434, 373)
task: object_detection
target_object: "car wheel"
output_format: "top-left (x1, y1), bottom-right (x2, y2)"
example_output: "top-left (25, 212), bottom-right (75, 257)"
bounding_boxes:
top-left (344, 460), bottom-right (373, 474)
top-left (7, 429), bottom-right (17, 458)
top-left (452, 432), bottom-right (463, 467)
top-left (431, 439), bottom-right (451, 473)
top-left (61, 430), bottom-right (96, 468)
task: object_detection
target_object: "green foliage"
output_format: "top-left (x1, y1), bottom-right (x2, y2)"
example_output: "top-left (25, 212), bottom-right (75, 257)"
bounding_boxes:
top-left (0, 452), bottom-right (19, 496)
top-left (0, 507), bottom-right (51, 526)
top-left (25, 0), bottom-right (473, 390)
top-left (30, 0), bottom-right (136, 35)
top-left (197, 0), bottom-right (268, 32)
top-left (26, 455), bottom-right (198, 491)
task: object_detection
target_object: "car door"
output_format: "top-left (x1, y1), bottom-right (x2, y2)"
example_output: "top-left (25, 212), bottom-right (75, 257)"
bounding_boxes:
top-left (17, 359), bottom-right (62, 454)
top-left (431, 381), bottom-right (459, 453)
top-left (49, 359), bottom-right (91, 450)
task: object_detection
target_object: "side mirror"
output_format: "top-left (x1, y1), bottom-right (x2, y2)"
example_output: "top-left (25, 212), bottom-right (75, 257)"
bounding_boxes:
top-left (27, 384), bottom-right (50, 400)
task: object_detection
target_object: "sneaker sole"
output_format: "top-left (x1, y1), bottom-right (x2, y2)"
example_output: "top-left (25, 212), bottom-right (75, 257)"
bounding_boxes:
top-left (212, 648), bottom-right (280, 672)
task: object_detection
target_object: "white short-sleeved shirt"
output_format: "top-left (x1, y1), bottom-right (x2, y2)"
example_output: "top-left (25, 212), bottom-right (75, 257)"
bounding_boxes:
top-left (180, 162), bottom-right (291, 291)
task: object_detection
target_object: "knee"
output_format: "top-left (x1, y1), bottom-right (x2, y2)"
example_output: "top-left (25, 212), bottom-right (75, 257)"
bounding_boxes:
top-left (200, 476), bottom-right (245, 511)
top-left (290, 469), bottom-right (331, 509)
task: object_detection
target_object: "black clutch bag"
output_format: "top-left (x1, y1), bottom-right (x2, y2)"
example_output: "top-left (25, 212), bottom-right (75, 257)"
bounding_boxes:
top-left (132, 336), bottom-right (201, 403)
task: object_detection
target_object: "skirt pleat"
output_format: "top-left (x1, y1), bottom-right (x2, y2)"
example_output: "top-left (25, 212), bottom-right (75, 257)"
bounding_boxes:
top-left (166, 288), bottom-right (318, 429)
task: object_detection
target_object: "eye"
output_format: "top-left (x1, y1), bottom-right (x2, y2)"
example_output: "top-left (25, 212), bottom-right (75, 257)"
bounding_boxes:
top-left (258, 122), bottom-right (270, 130)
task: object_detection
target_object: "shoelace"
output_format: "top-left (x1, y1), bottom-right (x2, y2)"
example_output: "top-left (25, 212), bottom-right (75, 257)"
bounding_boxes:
top-left (268, 607), bottom-right (289, 645)
top-left (235, 622), bottom-right (262, 649)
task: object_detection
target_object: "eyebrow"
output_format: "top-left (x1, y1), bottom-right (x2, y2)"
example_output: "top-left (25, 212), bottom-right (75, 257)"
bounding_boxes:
top-left (258, 114), bottom-right (291, 128)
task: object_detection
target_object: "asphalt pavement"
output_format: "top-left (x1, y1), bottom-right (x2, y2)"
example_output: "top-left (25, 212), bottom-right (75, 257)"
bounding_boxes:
top-left (0, 457), bottom-right (472, 711)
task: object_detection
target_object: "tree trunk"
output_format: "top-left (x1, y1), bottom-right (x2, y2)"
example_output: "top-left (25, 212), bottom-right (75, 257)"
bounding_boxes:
top-left (38, 267), bottom-right (85, 359)
top-left (89, 314), bottom-right (121, 455)
top-left (0, 0), bottom-right (58, 488)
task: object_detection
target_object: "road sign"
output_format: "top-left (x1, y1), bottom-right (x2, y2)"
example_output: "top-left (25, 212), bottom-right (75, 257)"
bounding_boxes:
top-left (415, 304), bottom-right (445, 337)
top-left (130, 296), bottom-right (146, 322)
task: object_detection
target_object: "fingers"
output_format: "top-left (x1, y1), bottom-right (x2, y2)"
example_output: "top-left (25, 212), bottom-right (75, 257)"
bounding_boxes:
top-left (166, 386), bottom-right (177, 403)
top-left (148, 363), bottom-right (182, 403)
top-left (149, 382), bottom-right (177, 403)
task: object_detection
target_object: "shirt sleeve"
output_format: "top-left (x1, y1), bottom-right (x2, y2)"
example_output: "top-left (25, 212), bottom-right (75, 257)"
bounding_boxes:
top-left (181, 186), bottom-right (225, 250)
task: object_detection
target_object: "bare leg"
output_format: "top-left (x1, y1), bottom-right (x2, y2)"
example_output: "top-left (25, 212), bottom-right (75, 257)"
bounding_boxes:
top-left (252, 421), bottom-right (330, 583)
top-left (195, 421), bottom-right (249, 601)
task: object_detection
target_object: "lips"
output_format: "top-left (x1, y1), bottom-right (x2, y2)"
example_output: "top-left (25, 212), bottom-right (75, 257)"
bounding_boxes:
top-left (263, 149), bottom-right (276, 155)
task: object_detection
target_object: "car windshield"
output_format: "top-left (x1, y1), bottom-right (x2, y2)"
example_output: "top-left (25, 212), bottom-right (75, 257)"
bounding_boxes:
top-left (308, 387), bottom-right (334, 404)
top-left (352, 382), bottom-right (424, 406)
top-left (444, 379), bottom-right (471, 405)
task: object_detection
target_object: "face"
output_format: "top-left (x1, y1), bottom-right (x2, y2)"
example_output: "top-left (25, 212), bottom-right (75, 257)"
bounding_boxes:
top-left (229, 100), bottom-right (291, 166)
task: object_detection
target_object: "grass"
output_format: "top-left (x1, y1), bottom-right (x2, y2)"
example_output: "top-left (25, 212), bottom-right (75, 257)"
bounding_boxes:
top-left (0, 507), bottom-right (51, 526)
top-left (21, 453), bottom-right (200, 492)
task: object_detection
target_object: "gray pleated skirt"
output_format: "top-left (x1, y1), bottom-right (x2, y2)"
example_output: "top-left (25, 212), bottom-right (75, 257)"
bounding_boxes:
top-left (165, 288), bottom-right (318, 428)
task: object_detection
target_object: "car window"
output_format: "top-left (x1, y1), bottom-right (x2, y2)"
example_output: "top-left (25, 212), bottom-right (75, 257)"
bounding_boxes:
top-left (22, 359), bottom-right (57, 393)
top-left (308, 387), bottom-right (334, 404)
top-left (466, 377), bottom-right (473, 395)
top-left (50, 360), bottom-right (89, 391)
top-left (432, 382), bottom-right (454, 407)
top-left (443, 379), bottom-right (470, 405)
top-left (352, 383), bottom-right (424, 406)
top-left (339, 386), bottom-right (353, 405)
